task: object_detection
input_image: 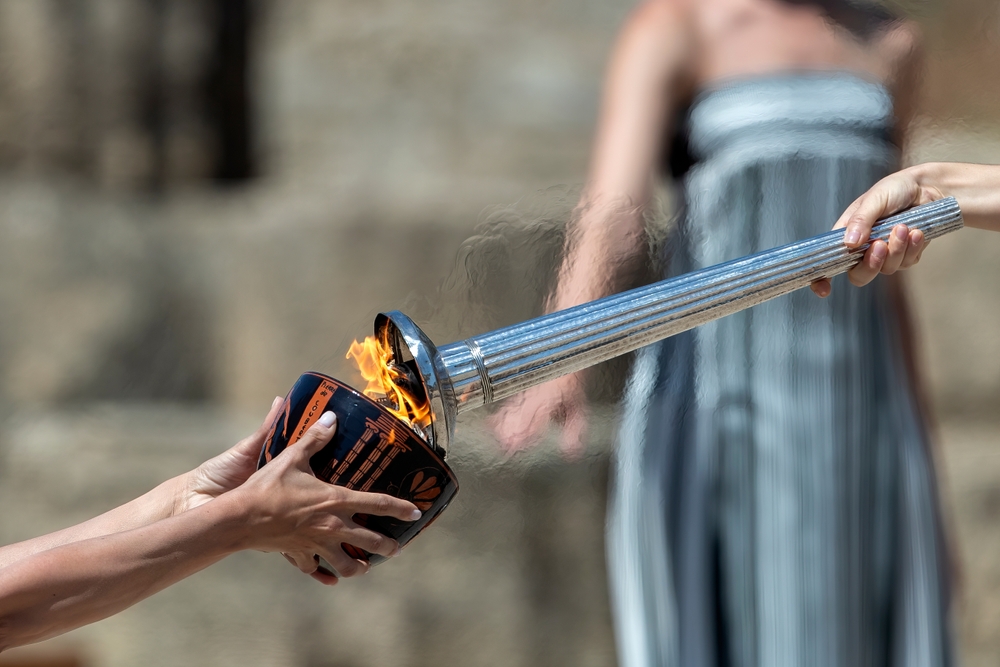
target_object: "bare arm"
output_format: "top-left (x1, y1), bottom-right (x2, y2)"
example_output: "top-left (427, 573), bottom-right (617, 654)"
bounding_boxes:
top-left (551, 0), bottom-right (693, 309)
top-left (0, 398), bottom-right (284, 569)
top-left (811, 162), bottom-right (1000, 296)
top-left (843, 162), bottom-right (1000, 237)
top-left (881, 20), bottom-right (924, 155)
top-left (0, 475), bottom-right (185, 571)
top-left (0, 492), bottom-right (250, 649)
top-left (843, 161), bottom-right (1000, 246)
top-left (0, 411), bottom-right (420, 651)
top-left (493, 0), bottom-right (694, 455)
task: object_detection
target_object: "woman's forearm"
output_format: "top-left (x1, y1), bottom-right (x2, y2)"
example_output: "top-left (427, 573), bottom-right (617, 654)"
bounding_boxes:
top-left (549, 201), bottom-right (648, 311)
top-left (911, 162), bottom-right (1000, 232)
top-left (548, 2), bottom-right (691, 312)
top-left (0, 491), bottom-right (246, 651)
top-left (0, 475), bottom-right (187, 569)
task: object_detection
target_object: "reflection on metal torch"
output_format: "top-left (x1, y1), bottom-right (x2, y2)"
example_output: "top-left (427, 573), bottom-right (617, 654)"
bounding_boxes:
top-left (378, 197), bottom-right (963, 454)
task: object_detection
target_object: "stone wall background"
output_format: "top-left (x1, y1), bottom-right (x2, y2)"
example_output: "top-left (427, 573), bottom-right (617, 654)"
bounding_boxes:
top-left (1, 1), bottom-right (999, 666)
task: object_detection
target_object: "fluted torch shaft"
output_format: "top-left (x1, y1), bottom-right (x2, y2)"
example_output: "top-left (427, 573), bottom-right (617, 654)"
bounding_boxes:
top-left (435, 197), bottom-right (962, 412)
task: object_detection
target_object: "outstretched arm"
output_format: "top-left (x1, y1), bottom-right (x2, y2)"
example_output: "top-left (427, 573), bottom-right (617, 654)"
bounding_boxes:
top-left (842, 162), bottom-right (1000, 239)
top-left (0, 487), bottom-right (256, 650)
top-left (0, 410), bottom-right (420, 652)
top-left (811, 162), bottom-right (1000, 296)
top-left (0, 397), bottom-right (286, 569)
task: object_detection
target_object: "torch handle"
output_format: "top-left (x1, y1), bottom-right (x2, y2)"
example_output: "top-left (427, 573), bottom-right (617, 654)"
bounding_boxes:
top-left (437, 197), bottom-right (962, 411)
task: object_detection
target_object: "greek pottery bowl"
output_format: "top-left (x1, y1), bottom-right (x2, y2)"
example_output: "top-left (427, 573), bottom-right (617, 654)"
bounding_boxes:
top-left (257, 372), bottom-right (459, 569)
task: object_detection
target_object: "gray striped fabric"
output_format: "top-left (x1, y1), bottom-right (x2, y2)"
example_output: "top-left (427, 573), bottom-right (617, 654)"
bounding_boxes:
top-left (607, 74), bottom-right (954, 667)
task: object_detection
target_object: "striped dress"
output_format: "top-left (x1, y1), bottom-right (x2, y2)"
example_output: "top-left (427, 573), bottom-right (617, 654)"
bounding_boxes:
top-left (606, 74), bottom-right (954, 667)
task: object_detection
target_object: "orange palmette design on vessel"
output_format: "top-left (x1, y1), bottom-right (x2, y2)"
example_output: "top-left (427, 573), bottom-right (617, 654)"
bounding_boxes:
top-left (398, 469), bottom-right (444, 512)
top-left (346, 331), bottom-right (432, 432)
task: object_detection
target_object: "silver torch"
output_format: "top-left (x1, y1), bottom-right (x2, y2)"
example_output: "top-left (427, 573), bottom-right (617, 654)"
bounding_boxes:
top-left (259, 197), bottom-right (962, 571)
top-left (379, 196), bottom-right (962, 453)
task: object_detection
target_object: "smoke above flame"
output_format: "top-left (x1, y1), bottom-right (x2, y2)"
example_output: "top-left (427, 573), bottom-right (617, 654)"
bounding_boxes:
top-left (346, 332), bottom-right (431, 430)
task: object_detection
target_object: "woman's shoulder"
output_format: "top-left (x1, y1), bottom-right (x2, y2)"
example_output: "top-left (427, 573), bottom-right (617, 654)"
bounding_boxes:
top-left (615, 0), bottom-right (698, 82)
top-left (620, 0), bottom-right (695, 43)
top-left (869, 18), bottom-right (923, 80)
top-left (630, 0), bottom-right (693, 23)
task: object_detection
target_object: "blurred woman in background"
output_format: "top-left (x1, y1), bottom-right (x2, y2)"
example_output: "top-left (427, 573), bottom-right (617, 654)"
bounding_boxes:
top-left (495, 1), bottom-right (952, 665)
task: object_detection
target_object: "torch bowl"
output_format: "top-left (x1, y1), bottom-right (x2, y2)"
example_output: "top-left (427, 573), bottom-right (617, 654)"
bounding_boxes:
top-left (257, 371), bottom-right (459, 569)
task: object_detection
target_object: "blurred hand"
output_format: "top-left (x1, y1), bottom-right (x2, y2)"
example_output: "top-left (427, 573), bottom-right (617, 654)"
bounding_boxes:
top-left (490, 373), bottom-right (588, 459)
top-left (811, 168), bottom-right (936, 297)
top-left (229, 411), bottom-right (422, 585)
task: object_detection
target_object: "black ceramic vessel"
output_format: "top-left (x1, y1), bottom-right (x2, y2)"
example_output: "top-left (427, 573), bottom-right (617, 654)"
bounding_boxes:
top-left (257, 371), bottom-right (459, 567)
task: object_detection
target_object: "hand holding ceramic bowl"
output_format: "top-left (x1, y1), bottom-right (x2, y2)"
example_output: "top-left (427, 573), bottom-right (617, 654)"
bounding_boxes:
top-left (257, 372), bottom-right (460, 576)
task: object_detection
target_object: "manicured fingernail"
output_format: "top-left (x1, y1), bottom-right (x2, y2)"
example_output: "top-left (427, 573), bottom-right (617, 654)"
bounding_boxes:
top-left (409, 509), bottom-right (422, 521)
top-left (872, 242), bottom-right (888, 262)
top-left (894, 225), bottom-right (908, 241)
top-left (272, 396), bottom-right (283, 408)
top-left (910, 230), bottom-right (923, 246)
top-left (845, 228), bottom-right (861, 246)
top-left (319, 411), bottom-right (336, 428)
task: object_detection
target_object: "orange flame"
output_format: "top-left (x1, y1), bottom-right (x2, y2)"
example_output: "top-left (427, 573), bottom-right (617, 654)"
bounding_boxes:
top-left (346, 333), bottom-right (431, 430)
